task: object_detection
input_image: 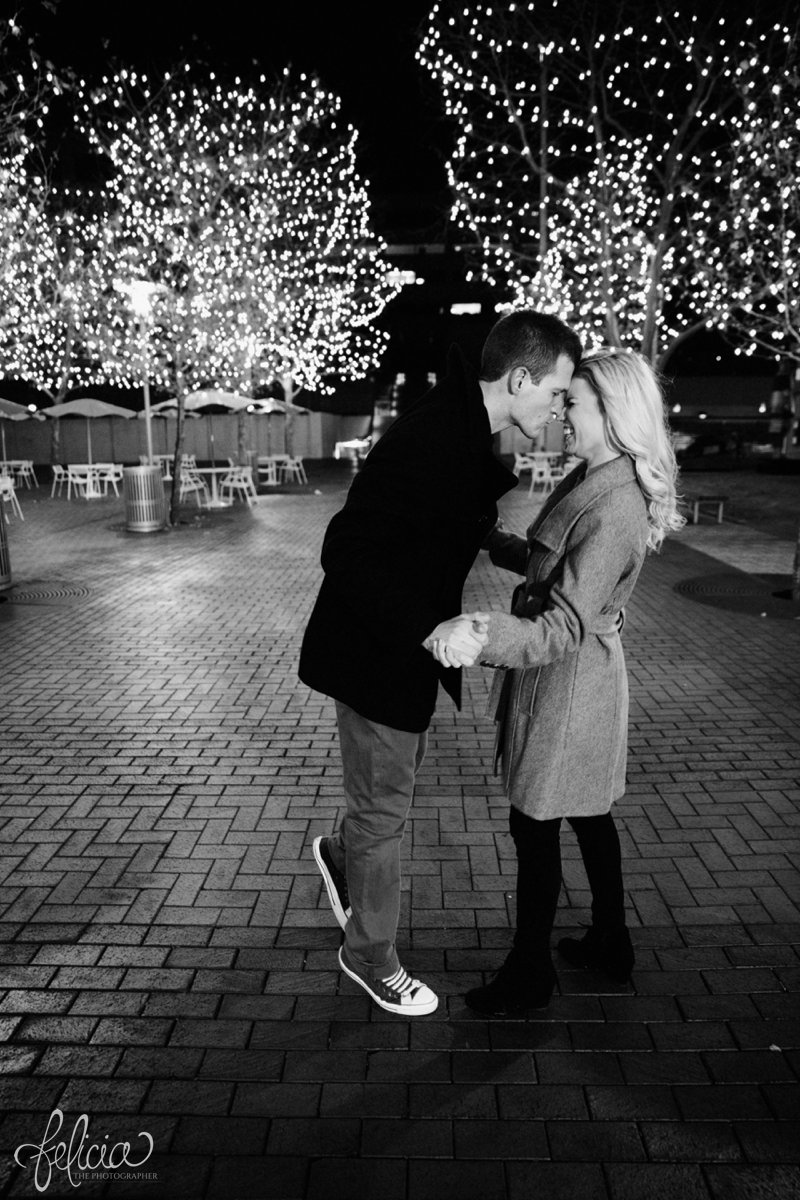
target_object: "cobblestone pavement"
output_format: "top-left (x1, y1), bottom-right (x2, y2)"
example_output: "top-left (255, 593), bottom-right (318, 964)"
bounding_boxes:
top-left (1, 465), bottom-right (799, 1200)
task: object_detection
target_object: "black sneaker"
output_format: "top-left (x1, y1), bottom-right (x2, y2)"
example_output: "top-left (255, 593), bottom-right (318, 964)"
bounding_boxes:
top-left (338, 946), bottom-right (438, 1016)
top-left (313, 836), bottom-right (351, 930)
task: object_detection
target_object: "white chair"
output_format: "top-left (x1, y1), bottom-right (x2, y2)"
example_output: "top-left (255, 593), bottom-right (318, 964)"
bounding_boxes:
top-left (95, 463), bottom-right (123, 497)
top-left (278, 456), bottom-right (307, 484)
top-left (257, 459), bottom-right (278, 487)
top-left (0, 474), bottom-right (23, 521)
top-left (139, 454), bottom-right (171, 478)
top-left (528, 462), bottom-right (555, 496)
top-left (513, 452), bottom-right (536, 481)
top-left (51, 465), bottom-right (68, 497)
top-left (15, 460), bottom-right (37, 488)
top-left (67, 465), bottom-right (95, 500)
top-left (548, 462), bottom-right (567, 488)
top-left (179, 468), bottom-right (209, 507)
top-left (220, 465), bottom-right (258, 506)
top-left (334, 437), bottom-right (372, 464)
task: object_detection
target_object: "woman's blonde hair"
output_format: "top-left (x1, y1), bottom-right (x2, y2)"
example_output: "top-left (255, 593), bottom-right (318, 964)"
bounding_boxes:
top-left (574, 348), bottom-right (685, 551)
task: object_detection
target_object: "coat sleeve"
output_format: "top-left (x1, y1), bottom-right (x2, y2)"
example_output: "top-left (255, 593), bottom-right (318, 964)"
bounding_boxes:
top-left (480, 507), bottom-right (641, 668)
top-left (484, 525), bottom-right (527, 575)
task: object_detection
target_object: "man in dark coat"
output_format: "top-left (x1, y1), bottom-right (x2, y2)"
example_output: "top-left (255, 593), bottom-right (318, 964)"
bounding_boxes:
top-left (299, 310), bottom-right (582, 1016)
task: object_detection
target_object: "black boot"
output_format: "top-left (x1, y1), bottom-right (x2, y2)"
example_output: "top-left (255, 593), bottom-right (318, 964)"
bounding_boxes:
top-left (557, 925), bottom-right (634, 983)
top-left (465, 949), bottom-right (556, 1016)
top-left (467, 810), bottom-right (561, 1017)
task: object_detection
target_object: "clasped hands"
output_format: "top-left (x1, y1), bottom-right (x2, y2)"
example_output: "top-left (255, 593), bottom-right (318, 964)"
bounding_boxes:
top-left (423, 612), bottom-right (491, 668)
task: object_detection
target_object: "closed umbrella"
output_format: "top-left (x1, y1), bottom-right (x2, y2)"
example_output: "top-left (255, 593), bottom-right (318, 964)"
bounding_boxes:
top-left (0, 397), bottom-right (45, 462)
top-left (41, 398), bottom-right (136, 463)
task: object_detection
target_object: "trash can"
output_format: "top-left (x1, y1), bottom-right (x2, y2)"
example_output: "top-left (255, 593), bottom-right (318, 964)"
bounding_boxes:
top-left (123, 465), bottom-right (166, 533)
top-left (0, 511), bottom-right (11, 589)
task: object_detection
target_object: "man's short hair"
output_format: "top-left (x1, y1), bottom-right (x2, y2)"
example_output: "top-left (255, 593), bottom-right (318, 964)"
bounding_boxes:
top-left (480, 310), bottom-right (583, 384)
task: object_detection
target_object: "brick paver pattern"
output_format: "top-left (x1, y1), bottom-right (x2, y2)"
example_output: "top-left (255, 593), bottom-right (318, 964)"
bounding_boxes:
top-left (1, 468), bottom-right (799, 1200)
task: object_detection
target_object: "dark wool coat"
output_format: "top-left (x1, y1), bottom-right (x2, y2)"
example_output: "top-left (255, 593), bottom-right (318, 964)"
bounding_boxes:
top-left (298, 349), bottom-right (518, 733)
top-left (482, 454), bottom-right (649, 818)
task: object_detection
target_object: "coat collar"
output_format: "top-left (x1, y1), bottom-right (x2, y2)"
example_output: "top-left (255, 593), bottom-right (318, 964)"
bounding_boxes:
top-left (530, 454), bottom-right (639, 550)
top-left (445, 345), bottom-right (519, 502)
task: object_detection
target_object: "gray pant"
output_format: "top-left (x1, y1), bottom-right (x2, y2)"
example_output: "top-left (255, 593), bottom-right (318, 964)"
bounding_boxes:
top-left (329, 701), bottom-right (428, 979)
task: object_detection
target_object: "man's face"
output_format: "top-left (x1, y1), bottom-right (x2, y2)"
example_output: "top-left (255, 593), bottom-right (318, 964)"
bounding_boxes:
top-left (508, 353), bottom-right (574, 439)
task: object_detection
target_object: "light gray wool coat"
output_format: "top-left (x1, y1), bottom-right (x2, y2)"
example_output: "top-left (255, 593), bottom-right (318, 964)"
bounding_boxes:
top-left (481, 454), bottom-right (649, 820)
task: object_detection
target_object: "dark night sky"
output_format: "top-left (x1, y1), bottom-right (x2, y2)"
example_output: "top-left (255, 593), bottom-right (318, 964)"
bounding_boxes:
top-left (25, 0), bottom-right (452, 237)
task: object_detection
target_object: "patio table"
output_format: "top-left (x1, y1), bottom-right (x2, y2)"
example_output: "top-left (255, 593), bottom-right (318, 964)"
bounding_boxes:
top-left (67, 464), bottom-right (104, 500)
top-left (193, 466), bottom-right (234, 509)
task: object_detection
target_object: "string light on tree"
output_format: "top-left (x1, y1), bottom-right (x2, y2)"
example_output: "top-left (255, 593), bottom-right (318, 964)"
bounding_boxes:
top-left (715, 30), bottom-right (800, 602)
top-left (72, 66), bottom-right (401, 520)
top-left (0, 171), bottom-right (97, 406)
top-left (0, 13), bottom-right (65, 154)
top-left (418, 0), bottom-right (789, 367)
top-left (716, 32), bottom-right (799, 368)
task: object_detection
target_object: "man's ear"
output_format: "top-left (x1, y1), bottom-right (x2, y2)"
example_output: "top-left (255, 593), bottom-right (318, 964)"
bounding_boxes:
top-left (507, 366), bottom-right (527, 394)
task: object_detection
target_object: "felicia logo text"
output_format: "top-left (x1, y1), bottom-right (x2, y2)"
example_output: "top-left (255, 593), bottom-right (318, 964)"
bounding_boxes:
top-left (14, 1109), bottom-right (155, 1192)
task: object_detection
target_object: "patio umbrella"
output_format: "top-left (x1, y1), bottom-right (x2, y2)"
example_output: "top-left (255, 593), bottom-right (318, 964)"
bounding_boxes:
top-left (184, 392), bottom-right (254, 449)
top-left (0, 398), bottom-right (45, 462)
top-left (41, 398), bottom-right (136, 463)
top-left (152, 390), bottom-right (254, 463)
top-left (184, 390), bottom-right (253, 412)
top-left (246, 398), bottom-right (310, 415)
top-left (246, 398), bottom-right (310, 456)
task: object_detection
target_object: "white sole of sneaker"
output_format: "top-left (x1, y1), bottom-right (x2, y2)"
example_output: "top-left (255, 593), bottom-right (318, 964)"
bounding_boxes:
top-left (312, 836), bottom-right (349, 931)
top-left (338, 947), bottom-right (439, 1016)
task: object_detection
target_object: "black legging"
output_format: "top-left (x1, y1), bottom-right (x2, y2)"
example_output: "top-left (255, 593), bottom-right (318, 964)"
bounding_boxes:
top-left (509, 806), bottom-right (626, 959)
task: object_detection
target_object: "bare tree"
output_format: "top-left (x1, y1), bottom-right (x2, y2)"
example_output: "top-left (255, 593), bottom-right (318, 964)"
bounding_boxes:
top-left (418, 0), bottom-right (789, 366)
top-left (714, 31), bottom-right (800, 597)
top-left (717, 33), bottom-right (799, 418)
top-left (0, 7), bottom-right (65, 156)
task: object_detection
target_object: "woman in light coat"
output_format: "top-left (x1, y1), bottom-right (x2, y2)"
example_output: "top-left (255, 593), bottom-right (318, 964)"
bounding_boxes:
top-left (435, 349), bottom-right (684, 1015)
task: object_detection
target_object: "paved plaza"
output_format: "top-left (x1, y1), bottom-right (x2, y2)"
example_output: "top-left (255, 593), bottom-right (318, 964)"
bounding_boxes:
top-left (1, 464), bottom-right (799, 1200)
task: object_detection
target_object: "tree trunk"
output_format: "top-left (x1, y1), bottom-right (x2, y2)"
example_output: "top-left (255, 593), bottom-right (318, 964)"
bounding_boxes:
top-left (780, 363), bottom-right (799, 458)
top-left (237, 410), bottom-right (247, 465)
top-left (47, 319), bottom-right (78, 464)
top-left (168, 373), bottom-right (187, 526)
top-left (538, 51), bottom-right (549, 259)
top-left (281, 372), bottom-right (295, 457)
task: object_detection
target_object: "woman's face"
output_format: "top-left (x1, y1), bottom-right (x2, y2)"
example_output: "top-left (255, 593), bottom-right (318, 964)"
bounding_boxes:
top-left (562, 376), bottom-right (615, 467)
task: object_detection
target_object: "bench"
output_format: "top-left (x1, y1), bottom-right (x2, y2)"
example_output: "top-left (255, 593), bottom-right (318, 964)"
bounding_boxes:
top-left (684, 494), bottom-right (727, 524)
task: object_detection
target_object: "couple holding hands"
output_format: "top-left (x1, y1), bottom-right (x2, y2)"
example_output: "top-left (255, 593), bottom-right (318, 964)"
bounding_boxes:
top-left (299, 310), bottom-right (683, 1017)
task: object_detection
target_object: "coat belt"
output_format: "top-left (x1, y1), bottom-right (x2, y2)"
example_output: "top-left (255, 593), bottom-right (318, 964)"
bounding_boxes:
top-left (484, 609), bottom-right (623, 724)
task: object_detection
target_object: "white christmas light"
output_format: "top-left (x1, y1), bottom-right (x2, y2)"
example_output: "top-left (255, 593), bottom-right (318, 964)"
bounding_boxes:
top-left (417, 2), bottom-right (791, 366)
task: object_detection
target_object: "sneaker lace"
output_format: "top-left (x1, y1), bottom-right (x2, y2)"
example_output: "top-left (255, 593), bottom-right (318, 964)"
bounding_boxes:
top-left (382, 967), bottom-right (420, 997)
